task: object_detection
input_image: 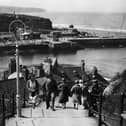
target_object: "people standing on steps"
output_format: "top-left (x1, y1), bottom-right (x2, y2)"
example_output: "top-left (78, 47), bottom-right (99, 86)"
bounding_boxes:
top-left (58, 78), bottom-right (70, 109)
top-left (42, 75), bottom-right (58, 111)
top-left (71, 80), bottom-right (82, 109)
top-left (27, 74), bottom-right (39, 108)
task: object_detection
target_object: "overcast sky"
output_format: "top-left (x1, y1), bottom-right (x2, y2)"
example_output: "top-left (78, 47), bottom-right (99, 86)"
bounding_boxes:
top-left (0, 0), bottom-right (126, 12)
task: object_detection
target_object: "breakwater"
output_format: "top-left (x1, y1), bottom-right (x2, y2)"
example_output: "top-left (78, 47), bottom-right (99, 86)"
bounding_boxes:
top-left (70, 37), bottom-right (126, 48)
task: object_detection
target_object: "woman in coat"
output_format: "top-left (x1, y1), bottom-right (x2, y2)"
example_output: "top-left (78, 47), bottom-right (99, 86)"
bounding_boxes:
top-left (58, 78), bottom-right (70, 109)
top-left (71, 82), bottom-right (82, 109)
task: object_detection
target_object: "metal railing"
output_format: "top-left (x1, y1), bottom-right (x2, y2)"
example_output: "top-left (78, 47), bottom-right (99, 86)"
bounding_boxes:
top-left (88, 92), bottom-right (126, 126)
top-left (0, 92), bottom-right (16, 126)
top-left (0, 87), bottom-right (27, 126)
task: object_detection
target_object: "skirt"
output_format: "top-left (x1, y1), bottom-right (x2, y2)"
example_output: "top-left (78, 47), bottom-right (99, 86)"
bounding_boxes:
top-left (72, 94), bottom-right (81, 105)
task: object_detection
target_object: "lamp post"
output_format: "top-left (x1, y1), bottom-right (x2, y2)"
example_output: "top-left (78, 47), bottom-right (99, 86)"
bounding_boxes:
top-left (9, 19), bottom-right (26, 117)
top-left (16, 43), bottom-right (21, 117)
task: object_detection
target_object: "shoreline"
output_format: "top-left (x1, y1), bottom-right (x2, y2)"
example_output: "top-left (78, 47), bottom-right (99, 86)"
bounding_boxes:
top-left (53, 23), bottom-right (126, 38)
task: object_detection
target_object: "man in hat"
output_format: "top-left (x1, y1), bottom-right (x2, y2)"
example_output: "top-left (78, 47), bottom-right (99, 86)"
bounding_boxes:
top-left (80, 60), bottom-right (88, 83)
top-left (78, 80), bottom-right (83, 88)
top-left (91, 66), bottom-right (108, 85)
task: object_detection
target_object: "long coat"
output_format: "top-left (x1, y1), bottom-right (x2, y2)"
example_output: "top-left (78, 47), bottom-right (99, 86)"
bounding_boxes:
top-left (71, 85), bottom-right (82, 105)
top-left (58, 82), bottom-right (70, 104)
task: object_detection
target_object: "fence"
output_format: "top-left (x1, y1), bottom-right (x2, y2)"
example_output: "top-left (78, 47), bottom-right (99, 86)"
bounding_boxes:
top-left (0, 78), bottom-right (28, 126)
top-left (0, 92), bottom-right (15, 126)
top-left (88, 92), bottom-right (126, 126)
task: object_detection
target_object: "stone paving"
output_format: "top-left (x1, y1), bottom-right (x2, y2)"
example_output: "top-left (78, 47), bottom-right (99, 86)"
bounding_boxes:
top-left (6, 98), bottom-right (98, 126)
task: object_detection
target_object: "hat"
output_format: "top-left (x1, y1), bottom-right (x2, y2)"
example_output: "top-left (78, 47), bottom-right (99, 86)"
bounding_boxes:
top-left (92, 79), bottom-right (97, 83)
top-left (73, 70), bottom-right (77, 73)
top-left (79, 79), bottom-right (83, 83)
top-left (75, 80), bottom-right (79, 83)
top-left (62, 77), bottom-right (65, 81)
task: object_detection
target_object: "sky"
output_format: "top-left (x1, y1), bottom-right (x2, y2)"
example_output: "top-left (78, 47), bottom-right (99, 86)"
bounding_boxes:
top-left (0, 0), bottom-right (126, 12)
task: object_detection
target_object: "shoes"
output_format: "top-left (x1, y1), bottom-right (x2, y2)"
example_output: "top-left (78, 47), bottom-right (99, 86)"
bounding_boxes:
top-left (62, 106), bottom-right (66, 109)
top-left (51, 107), bottom-right (56, 111)
top-left (33, 104), bottom-right (36, 109)
top-left (74, 104), bottom-right (76, 109)
top-left (46, 106), bottom-right (50, 109)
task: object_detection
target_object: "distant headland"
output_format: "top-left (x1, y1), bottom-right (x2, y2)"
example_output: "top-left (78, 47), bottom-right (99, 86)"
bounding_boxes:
top-left (0, 13), bottom-right (52, 32)
top-left (0, 6), bottom-right (45, 13)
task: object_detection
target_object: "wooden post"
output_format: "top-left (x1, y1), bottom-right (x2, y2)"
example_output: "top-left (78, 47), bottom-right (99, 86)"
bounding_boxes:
top-left (2, 94), bottom-right (5, 126)
top-left (120, 93), bottom-right (124, 126)
top-left (12, 92), bottom-right (15, 115)
top-left (98, 94), bottom-right (103, 126)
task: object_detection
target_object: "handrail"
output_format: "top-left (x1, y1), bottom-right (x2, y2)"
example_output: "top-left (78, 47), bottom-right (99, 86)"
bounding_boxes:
top-left (88, 92), bottom-right (126, 126)
top-left (120, 93), bottom-right (126, 126)
top-left (0, 87), bottom-right (27, 126)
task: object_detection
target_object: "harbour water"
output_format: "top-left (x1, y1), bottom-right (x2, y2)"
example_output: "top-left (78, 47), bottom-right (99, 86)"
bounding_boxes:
top-left (0, 12), bottom-right (126, 78)
top-left (0, 48), bottom-right (126, 78)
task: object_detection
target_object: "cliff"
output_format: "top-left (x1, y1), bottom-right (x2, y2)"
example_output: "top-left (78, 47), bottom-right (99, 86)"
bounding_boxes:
top-left (0, 13), bottom-right (52, 32)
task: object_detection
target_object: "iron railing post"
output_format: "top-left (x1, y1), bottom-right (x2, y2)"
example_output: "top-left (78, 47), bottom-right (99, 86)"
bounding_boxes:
top-left (23, 88), bottom-right (26, 108)
top-left (98, 94), bottom-right (103, 126)
top-left (12, 92), bottom-right (15, 115)
top-left (120, 93), bottom-right (124, 126)
top-left (2, 94), bottom-right (5, 126)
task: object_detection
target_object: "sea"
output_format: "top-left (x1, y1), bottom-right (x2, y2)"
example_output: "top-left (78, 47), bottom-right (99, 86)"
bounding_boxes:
top-left (0, 12), bottom-right (126, 78)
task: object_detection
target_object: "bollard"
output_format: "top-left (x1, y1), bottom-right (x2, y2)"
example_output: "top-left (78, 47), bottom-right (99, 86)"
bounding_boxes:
top-left (98, 94), bottom-right (102, 126)
top-left (2, 94), bottom-right (5, 126)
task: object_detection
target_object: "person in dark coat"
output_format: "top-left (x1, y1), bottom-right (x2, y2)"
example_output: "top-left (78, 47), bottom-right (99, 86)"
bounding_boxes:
top-left (89, 80), bottom-right (103, 112)
top-left (71, 82), bottom-right (82, 109)
top-left (22, 65), bottom-right (29, 82)
top-left (91, 66), bottom-right (108, 85)
top-left (80, 59), bottom-right (87, 82)
top-left (42, 75), bottom-right (58, 111)
top-left (58, 78), bottom-right (70, 109)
